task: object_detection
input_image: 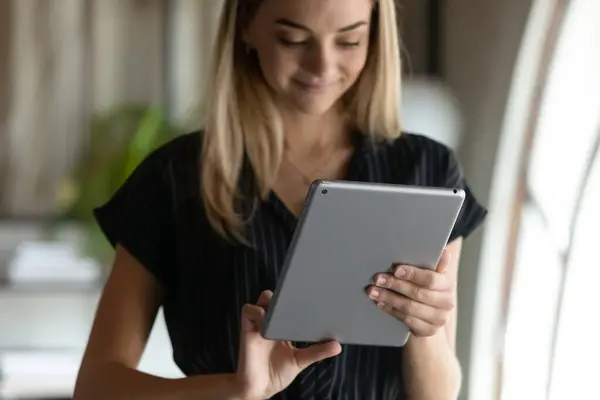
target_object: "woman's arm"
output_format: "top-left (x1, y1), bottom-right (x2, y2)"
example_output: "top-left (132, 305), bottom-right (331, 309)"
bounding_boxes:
top-left (402, 331), bottom-right (462, 400)
top-left (75, 365), bottom-right (242, 400)
top-left (73, 245), bottom-right (246, 400)
top-left (401, 239), bottom-right (463, 400)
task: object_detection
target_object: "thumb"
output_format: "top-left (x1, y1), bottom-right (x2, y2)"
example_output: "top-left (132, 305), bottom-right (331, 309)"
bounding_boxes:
top-left (256, 290), bottom-right (273, 310)
top-left (294, 341), bottom-right (342, 371)
top-left (436, 248), bottom-right (452, 274)
top-left (240, 304), bottom-right (265, 334)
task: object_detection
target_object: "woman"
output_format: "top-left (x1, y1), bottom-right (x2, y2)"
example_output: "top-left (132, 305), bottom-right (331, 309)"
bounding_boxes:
top-left (74, 0), bottom-right (487, 399)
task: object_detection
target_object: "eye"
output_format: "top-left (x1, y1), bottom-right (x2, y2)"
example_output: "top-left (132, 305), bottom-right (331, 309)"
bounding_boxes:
top-left (336, 35), bottom-right (363, 48)
top-left (338, 41), bottom-right (360, 48)
top-left (278, 37), bottom-right (307, 47)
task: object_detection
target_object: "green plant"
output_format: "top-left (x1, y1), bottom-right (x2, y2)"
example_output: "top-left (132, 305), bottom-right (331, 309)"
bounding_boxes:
top-left (55, 104), bottom-right (179, 265)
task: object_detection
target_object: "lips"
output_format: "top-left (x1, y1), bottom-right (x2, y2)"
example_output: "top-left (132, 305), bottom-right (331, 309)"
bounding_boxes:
top-left (293, 79), bottom-right (332, 93)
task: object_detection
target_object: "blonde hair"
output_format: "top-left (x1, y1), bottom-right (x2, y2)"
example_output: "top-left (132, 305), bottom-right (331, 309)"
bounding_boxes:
top-left (200, 0), bottom-right (402, 241)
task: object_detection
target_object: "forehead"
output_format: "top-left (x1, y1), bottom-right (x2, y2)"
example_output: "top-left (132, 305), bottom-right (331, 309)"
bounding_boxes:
top-left (255, 0), bottom-right (373, 32)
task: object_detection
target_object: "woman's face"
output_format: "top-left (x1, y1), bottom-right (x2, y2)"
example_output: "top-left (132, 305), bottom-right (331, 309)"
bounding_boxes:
top-left (244, 0), bottom-right (373, 115)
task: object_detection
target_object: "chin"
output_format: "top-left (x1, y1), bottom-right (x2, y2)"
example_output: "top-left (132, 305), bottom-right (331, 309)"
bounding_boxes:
top-left (287, 95), bottom-right (340, 116)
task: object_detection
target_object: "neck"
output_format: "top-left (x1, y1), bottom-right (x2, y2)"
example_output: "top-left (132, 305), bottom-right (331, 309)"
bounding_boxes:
top-left (281, 106), bottom-right (351, 154)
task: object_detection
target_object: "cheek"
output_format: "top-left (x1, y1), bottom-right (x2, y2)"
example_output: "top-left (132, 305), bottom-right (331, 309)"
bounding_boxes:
top-left (342, 51), bottom-right (369, 82)
top-left (257, 49), bottom-right (298, 86)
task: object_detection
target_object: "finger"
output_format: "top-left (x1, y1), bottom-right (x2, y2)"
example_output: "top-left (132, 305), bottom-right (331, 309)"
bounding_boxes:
top-left (369, 288), bottom-right (450, 326)
top-left (294, 341), bottom-right (342, 370)
top-left (391, 264), bottom-right (452, 290)
top-left (238, 304), bottom-right (269, 374)
top-left (284, 341), bottom-right (294, 349)
top-left (241, 304), bottom-right (266, 333)
top-left (436, 248), bottom-right (452, 274)
top-left (388, 264), bottom-right (453, 291)
top-left (256, 290), bottom-right (273, 310)
top-left (374, 300), bottom-right (439, 337)
top-left (394, 310), bottom-right (439, 337)
top-left (370, 277), bottom-right (454, 309)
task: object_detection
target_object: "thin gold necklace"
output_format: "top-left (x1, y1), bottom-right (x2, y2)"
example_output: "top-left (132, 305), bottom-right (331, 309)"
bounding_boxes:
top-left (283, 141), bottom-right (338, 185)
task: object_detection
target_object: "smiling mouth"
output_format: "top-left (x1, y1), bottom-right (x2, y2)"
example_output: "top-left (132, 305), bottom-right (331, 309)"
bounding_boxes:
top-left (293, 79), bottom-right (333, 93)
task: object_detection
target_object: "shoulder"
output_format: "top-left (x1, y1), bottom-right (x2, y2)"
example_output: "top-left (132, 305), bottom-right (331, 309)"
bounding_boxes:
top-left (129, 131), bottom-right (202, 198)
top-left (92, 131), bottom-right (202, 285)
top-left (141, 131), bottom-right (202, 172)
top-left (389, 132), bottom-right (455, 165)
top-left (94, 130), bottom-right (203, 232)
top-left (367, 132), bottom-right (460, 187)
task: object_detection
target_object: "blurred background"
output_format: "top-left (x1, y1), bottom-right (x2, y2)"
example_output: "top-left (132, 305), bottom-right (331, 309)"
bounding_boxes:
top-left (0, 0), bottom-right (599, 399)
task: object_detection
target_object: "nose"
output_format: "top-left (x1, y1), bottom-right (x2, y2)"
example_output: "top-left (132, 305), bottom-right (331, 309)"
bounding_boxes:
top-left (302, 43), bottom-right (334, 79)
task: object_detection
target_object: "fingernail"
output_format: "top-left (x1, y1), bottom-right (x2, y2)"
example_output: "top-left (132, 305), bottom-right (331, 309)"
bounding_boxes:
top-left (395, 267), bottom-right (406, 277)
top-left (376, 276), bottom-right (386, 286)
top-left (369, 289), bottom-right (380, 299)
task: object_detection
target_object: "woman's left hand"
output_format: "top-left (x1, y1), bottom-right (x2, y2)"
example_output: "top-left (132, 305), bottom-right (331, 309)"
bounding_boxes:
top-left (366, 249), bottom-right (456, 337)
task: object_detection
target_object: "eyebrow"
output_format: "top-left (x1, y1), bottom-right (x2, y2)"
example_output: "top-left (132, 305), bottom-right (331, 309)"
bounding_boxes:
top-left (275, 18), bottom-right (368, 33)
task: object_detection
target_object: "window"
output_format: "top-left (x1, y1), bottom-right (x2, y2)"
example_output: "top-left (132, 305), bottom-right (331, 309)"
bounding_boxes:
top-left (549, 138), bottom-right (600, 399)
top-left (501, 0), bottom-right (600, 398)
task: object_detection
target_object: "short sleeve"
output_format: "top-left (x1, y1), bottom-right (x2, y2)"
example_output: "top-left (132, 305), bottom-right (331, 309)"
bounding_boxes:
top-left (93, 147), bottom-right (175, 286)
top-left (444, 149), bottom-right (488, 243)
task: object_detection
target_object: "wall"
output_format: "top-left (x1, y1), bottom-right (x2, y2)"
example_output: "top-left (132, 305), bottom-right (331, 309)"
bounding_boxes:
top-left (168, 0), bottom-right (222, 126)
top-left (444, 0), bottom-right (537, 399)
top-left (399, 0), bottom-right (430, 75)
top-left (0, 0), bottom-right (207, 217)
top-left (0, 0), bottom-right (10, 202)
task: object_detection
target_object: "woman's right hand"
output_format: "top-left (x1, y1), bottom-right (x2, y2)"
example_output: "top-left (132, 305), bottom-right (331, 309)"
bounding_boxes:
top-left (235, 290), bottom-right (342, 400)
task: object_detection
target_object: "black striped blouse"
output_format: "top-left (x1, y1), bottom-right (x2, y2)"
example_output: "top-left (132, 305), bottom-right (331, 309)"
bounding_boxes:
top-left (94, 131), bottom-right (487, 400)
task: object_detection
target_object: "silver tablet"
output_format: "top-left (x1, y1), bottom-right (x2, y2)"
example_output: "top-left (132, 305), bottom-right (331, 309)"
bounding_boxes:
top-left (261, 180), bottom-right (465, 347)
